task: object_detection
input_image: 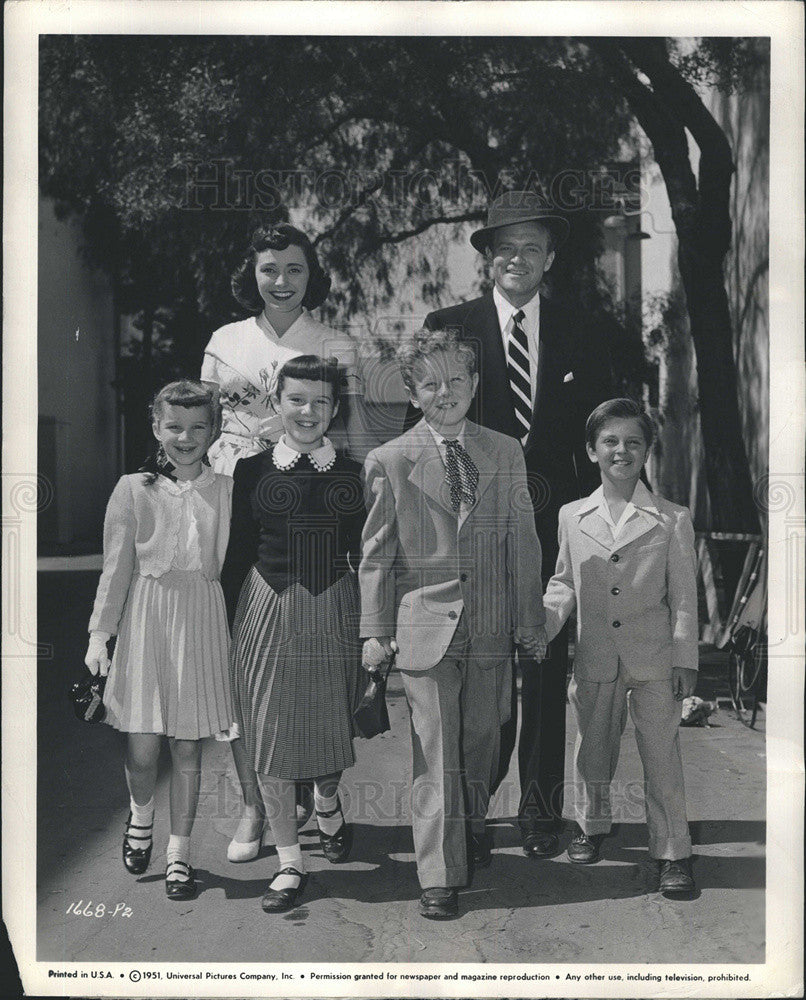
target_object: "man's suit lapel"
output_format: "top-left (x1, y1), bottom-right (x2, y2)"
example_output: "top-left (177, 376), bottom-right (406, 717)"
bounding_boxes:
top-left (460, 422), bottom-right (498, 510)
top-left (612, 507), bottom-right (662, 552)
top-left (576, 510), bottom-right (614, 551)
top-left (404, 421), bottom-right (456, 518)
top-left (576, 505), bottom-right (662, 553)
top-left (468, 295), bottom-right (519, 438)
top-left (471, 292), bottom-right (568, 453)
top-left (524, 295), bottom-right (567, 453)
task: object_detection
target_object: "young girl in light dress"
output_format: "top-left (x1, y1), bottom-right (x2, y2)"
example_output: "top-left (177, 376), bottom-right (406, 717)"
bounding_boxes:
top-left (84, 380), bottom-right (233, 901)
top-left (221, 355), bottom-right (366, 913)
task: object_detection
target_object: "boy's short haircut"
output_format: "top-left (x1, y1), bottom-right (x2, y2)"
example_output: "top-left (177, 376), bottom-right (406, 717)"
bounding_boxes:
top-left (397, 327), bottom-right (477, 395)
top-left (585, 397), bottom-right (655, 449)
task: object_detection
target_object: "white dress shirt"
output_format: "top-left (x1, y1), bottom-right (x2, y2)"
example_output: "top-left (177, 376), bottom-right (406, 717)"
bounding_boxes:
top-left (594, 481), bottom-right (661, 542)
top-left (493, 285), bottom-right (541, 405)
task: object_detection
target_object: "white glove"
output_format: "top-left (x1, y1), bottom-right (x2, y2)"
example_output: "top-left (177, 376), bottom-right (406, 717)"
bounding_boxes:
top-left (361, 637), bottom-right (397, 672)
top-left (85, 631), bottom-right (111, 676)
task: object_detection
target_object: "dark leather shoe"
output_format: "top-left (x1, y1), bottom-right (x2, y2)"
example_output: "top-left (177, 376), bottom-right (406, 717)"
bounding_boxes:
top-left (419, 887), bottom-right (458, 920)
top-left (123, 812), bottom-right (153, 875)
top-left (165, 860), bottom-right (196, 901)
top-left (522, 830), bottom-right (560, 859)
top-left (470, 831), bottom-right (492, 869)
top-left (261, 867), bottom-right (309, 913)
top-left (567, 827), bottom-right (604, 864)
top-left (316, 798), bottom-right (353, 864)
top-left (658, 857), bottom-right (695, 893)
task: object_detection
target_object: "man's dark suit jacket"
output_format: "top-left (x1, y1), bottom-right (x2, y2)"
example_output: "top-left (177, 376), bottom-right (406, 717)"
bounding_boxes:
top-left (407, 292), bottom-right (613, 576)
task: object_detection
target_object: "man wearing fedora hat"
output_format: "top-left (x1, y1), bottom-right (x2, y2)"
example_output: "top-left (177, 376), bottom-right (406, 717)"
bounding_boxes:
top-left (413, 190), bottom-right (613, 862)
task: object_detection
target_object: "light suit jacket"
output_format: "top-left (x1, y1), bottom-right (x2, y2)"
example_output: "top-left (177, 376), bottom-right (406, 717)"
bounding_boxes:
top-left (416, 292), bottom-right (615, 576)
top-left (359, 419), bottom-right (545, 673)
top-left (543, 483), bottom-right (698, 682)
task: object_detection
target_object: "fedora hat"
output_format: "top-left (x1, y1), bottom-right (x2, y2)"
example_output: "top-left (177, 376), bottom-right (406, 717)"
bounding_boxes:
top-left (470, 190), bottom-right (570, 252)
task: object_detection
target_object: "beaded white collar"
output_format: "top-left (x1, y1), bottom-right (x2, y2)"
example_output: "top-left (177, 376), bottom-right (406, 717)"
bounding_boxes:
top-left (272, 436), bottom-right (336, 472)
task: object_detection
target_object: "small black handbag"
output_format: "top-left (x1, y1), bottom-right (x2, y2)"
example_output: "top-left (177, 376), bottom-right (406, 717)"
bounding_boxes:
top-left (69, 670), bottom-right (107, 724)
top-left (353, 656), bottom-right (394, 739)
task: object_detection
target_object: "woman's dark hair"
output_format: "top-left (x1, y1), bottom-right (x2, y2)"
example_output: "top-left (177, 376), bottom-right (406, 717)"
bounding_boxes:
top-left (585, 397), bottom-right (655, 449)
top-left (231, 223), bottom-right (331, 312)
top-left (275, 354), bottom-right (341, 408)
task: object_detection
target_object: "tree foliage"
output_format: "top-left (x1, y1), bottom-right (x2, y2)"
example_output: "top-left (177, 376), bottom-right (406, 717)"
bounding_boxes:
top-left (40, 35), bottom-right (632, 333)
top-left (39, 34), bottom-right (769, 543)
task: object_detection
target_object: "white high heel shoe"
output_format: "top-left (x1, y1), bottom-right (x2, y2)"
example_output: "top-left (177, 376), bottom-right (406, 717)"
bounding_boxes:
top-left (227, 822), bottom-right (271, 863)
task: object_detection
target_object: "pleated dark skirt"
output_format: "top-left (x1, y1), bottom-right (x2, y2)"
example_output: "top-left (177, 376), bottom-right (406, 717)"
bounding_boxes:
top-left (230, 566), bottom-right (363, 779)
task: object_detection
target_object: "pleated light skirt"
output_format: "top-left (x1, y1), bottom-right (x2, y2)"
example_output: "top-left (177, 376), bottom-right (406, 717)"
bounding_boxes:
top-left (231, 567), bottom-right (362, 780)
top-left (103, 570), bottom-right (233, 740)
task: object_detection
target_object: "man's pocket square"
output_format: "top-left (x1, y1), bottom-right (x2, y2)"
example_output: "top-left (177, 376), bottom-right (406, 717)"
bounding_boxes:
top-left (563, 371), bottom-right (575, 383)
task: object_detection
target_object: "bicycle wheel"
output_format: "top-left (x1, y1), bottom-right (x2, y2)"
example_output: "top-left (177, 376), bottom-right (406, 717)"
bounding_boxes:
top-left (728, 642), bottom-right (765, 728)
top-left (745, 634), bottom-right (767, 729)
top-left (728, 648), bottom-right (750, 721)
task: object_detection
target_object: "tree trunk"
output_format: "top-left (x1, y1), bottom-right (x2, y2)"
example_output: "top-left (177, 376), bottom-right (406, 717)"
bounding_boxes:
top-left (595, 40), bottom-right (762, 548)
top-left (677, 253), bottom-right (760, 534)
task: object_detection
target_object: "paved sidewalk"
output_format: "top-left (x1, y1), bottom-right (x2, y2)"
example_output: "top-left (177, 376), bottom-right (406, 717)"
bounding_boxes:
top-left (36, 572), bottom-right (765, 965)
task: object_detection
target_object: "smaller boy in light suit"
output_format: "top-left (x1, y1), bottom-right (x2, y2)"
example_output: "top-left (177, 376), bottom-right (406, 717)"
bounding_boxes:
top-left (359, 329), bottom-right (546, 920)
top-left (542, 398), bottom-right (698, 894)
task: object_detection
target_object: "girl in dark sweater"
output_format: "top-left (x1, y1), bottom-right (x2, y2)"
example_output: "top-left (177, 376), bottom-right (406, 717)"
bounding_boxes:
top-left (221, 355), bottom-right (366, 913)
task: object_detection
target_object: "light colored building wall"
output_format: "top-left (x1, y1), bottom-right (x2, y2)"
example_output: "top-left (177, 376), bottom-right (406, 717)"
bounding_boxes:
top-left (709, 84), bottom-right (769, 496)
top-left (38, 197), bottom-right (118, 553)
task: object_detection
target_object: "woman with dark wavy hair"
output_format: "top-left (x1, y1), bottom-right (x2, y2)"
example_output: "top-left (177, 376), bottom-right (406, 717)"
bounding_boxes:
top-left (202, 223), bottom-right (365, 861)
top-left (202, 223), bottom-right (364, 477)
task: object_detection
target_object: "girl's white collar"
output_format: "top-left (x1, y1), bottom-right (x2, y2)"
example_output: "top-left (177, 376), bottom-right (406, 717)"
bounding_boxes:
top-left (272, 436), bottom-right (336, 472)
top-left (154, 464), bottom-right (215, 494)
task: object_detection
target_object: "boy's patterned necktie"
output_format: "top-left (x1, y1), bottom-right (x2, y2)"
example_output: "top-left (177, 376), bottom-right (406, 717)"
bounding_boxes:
top-left (507, 308), bottom-right (532, 444)
top-left (443, 439), bottom-right (479, 512)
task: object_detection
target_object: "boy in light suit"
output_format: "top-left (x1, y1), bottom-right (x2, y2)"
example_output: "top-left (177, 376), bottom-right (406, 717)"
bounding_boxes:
top-left (542, 398), bottom-right (698, 893)
top-left (359, 329), bottom-right (546, 919)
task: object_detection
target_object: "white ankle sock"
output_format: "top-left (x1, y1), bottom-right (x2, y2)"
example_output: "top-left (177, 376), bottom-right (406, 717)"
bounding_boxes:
top-left (130, 795), bottom-right (154, 826)
top-left (314, 788), bottom-right (342, 836)
top-left (271, 843), bottom-right (305, 891)
top-left (166, 834), bottom-right (191, 880)
top-left (127, 797), bottom-right (154, 848)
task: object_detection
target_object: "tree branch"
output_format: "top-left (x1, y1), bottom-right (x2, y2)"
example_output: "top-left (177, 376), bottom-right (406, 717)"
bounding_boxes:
top-left (312, 175), bottom-right (387, 249)
top-left (618, 38), bottom-right (734, 257)
top-left (359, 210), bottom-right (483, 254)
top-left (618, 38), bottom-right (734, 169)
top-left (588, 38), bottom-right (699, 241)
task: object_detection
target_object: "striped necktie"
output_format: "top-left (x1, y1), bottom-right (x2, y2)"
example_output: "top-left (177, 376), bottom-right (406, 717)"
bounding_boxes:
top-left (507, 309), bottom-right (532, 443)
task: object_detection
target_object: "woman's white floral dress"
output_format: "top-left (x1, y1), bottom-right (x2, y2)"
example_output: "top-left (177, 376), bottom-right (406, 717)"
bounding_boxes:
top-left (201, 311), bottom-right (361, 475)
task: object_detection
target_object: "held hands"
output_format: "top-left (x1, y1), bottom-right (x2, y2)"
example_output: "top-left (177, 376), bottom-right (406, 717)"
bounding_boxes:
top-left (84, 632), bottom-right (111, 677)
top-left (362, 637), bottom-right (396, 674)
top-left (516, 625), bottom-right (548, 662)
top-left (672, 667), bottom-right (698, 701)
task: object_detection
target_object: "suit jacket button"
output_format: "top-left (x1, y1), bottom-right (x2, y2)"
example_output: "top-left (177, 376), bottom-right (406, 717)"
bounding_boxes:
top-left (460, 573), bottom-right (468, 582)
top-left (611, 586), bottom-right (620, 596)
top-left (448, 610), bottom-right (458, 620)
top-left (610, 554), bottom-right (620, 563)
top-left (612, 620), bottom-right (621, 628)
